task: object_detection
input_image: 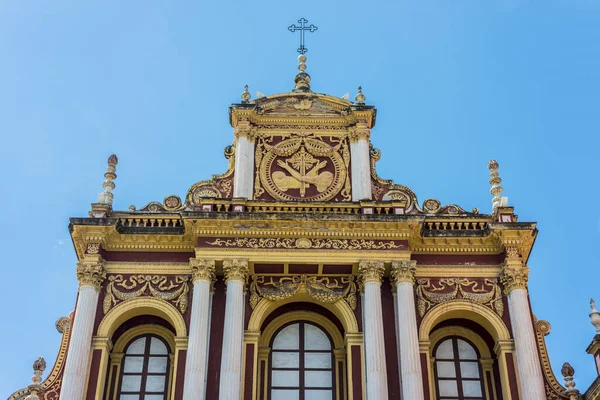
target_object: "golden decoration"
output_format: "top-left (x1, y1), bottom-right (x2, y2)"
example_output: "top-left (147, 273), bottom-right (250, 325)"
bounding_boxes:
top-left (223, 258), bottom-right (249, 282)
top-left (85, 242), bottom-right (100, 254)
top-left (415, 278), bottom-right (504, 318)
top-left (500, 265), bottom-right (529, 294)
top-left (391, 260), bottom-right (417, 285)
top-left (358, 260), bottom-right (385, 284)
top-left (103, 274), bottom-right (190, 314)
top-left (249, 274), bottom-right (357, 310)
top-left (76, 259), bottom-right (106, 290)
top-left (205, 237), bottom-right (402, 250)
top-left (535, 319), bottom-right (570, 399)
top-left (189, 258), bottom-right (216, 282)
top-left (256, 134), bottom-right (351, 201)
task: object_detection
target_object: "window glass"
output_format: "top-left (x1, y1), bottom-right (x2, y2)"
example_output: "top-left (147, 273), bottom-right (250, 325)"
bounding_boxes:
top-left (117, 334), bottom-right (170, 399)
top-left (269, 322), bottom-right (334, 400)
top-left (434, 337), bottom-right (486, 400)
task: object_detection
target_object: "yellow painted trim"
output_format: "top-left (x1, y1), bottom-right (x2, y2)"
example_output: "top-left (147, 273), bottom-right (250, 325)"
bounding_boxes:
top-left (97, 297), bottom-right (187, 338)
top-left (494, 339), bottom-right (517, 400)
top-left (418, 300), bottom-right (511, 342)
top-left (249, 286), bottom-right (359, 334)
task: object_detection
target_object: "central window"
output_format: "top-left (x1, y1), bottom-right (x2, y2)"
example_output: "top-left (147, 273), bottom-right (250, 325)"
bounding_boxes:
top-left (269, 321), bottom-right (334, 400)
top-left (434, 336), bottom-right (485, 400)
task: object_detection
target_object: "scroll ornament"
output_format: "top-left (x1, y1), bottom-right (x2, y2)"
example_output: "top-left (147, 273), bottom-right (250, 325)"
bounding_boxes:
top-left (416, 278), bottom-right (504, 318)
top-left (103, 275), bottom-right (190, 314)
top-left (206, 237), bottom-right (402, 251)
top-left (249, 275), bottom-right (357, 310)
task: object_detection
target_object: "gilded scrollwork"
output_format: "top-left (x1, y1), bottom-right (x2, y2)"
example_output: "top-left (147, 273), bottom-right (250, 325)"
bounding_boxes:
top-left (103, 275), bottom-right (190, 314)
top-left (500, 265), bottom-right (529, 294)
top-left (416, 278), bottom-right (504, 318)
top-left (249, 274), bottom-right (357, 310)
top-left (76, 258), bottom-right (106, 290)
top-left (205, 237), bottom-right (402, 250)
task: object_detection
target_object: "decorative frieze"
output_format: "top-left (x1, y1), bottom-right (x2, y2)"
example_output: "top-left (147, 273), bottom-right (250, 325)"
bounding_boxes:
top-left (103, 275), bottom-right (190, 314)
top-left (249, 274), bottom-right (357, 310)
top-left (189, 258), bottom-right (216, 282)
top-left (223, 259), bottom-right (249, 283)
top-left (358, 260), bottom-right (385, 284)
top-left (391, 260), bottom-right (417, 285)
top-left (203, 237), bottom-right (405, 250)
top-left (415, 278), bottom-right (504, 317)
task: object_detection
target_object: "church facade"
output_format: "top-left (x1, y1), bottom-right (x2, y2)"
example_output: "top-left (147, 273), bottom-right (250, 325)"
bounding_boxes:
top-left (9, 54), bottom-right (600, 400)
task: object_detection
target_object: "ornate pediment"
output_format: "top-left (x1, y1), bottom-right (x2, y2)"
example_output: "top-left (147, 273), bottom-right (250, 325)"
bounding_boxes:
top-left (254, 94), bottom-right (351, 117)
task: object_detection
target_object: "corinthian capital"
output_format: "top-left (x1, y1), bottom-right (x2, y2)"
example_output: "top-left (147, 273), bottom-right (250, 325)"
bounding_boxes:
top-left (223, 258), bottom-right (249, 283)
top-left (358, 260), bottom-right (385, 284)
top-left (500, 265), bottom-right (529, 294)
top-left (76, 256), bottom-right (106, 290)
top-left (190, 258), bottom-right (216, 282)
top-left (234, 119), bottom-right (256, 141)
top-left (391, 260), bottom-right (417, 285)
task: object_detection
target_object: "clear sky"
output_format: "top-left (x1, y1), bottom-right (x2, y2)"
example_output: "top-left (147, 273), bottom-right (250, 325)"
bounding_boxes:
top-left (1, 0), bottom-right (599, 396)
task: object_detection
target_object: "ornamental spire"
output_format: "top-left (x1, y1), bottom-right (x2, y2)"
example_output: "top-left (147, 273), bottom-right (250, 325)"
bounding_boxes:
top-left (488, 159), bottom-right (505, 213)
top-left (24, 357), bottom-right (46, 400)
top-left (355, 86), bottom-right (366, 105)
top-left (97, 154), bottom-right (118, 205)
top-left (292, 54), bottom-right (311, 93)
top-left (590, 298), bottom-right (600, 334)
top-left (561, 362), bottom-right (580, 399)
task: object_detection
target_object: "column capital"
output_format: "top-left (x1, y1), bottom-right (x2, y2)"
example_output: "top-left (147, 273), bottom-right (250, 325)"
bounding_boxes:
top-left (358, 260), bottom-right (385, 284)
top-left (500, 264), bottom-right (529, 294)
top-left (234, 119), bottom-right (256, 141)
top-left (189, 258), bottom-right (216, 282)
top-left (76, 255), bottom-right (106, 290)
top-left (349, 120), bottom-right (371, 143)
top-left (223, 258), bottom-right (249, 283)
top-left (391, 260), bottom-right (417, 285)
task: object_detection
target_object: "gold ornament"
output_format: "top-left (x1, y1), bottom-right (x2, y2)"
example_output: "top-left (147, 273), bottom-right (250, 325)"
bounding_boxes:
top-left (205, 237), bottom-right (402, 250)
top-left (76, 260), bottom-right (106, 290)
top-left (189, 258), bottom-right (216, 282)
top-left (500, 265), bottom-right (529, 293)
top-left (416, 278), bottom-right (504, 318)
top-left (103, 275), bottom-right (190, 314)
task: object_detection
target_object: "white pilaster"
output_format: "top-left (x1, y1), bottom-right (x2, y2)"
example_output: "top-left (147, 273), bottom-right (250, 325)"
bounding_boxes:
top-left (233, 120), bottom-right (255, 199)
top-left (359, 261), bottom-right (389, 400)
top-left (183, 259), bottom-right (215, 399)
top-left (60, 256), bottom-right (105, 400)
top-left (501, 254), bottom-right (546, 400)
top-left (219, 259), bottom-right (249, 400)
top-left (392, 260), bottom-right (424, 400)
top-left (350, 121), bottom-right (372, 201)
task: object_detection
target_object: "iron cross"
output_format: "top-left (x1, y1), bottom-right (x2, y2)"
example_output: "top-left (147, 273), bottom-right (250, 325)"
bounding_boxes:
top-left (288, 18), bottom-right (318, 55)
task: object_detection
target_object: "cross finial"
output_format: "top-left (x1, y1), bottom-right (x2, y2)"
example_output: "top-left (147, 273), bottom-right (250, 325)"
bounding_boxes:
top-left (288, 18), bottom-right (318, 55)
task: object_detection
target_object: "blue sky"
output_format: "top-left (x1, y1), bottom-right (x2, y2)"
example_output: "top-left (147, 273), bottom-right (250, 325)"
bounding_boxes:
top-left (1, 0), bottom-right (599, 395)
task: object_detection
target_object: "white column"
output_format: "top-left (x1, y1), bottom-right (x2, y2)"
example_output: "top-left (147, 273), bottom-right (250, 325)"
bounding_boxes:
top-left (60, 255), bottom-right (105, 400)
top-left (183, 259), bottom-right (215, 399)
top-left (233, 120), bottom-right (255, 199)
top-left (359, 261), bottom-right (389, 400)
top-left (392, 260), bottom-right (424, 400)
top-left (350, 121), bottom-right (373, 201)
top-left (501, 256), bottom-right (546, 400)
top-left (219, 259), bottom-right (249, 400)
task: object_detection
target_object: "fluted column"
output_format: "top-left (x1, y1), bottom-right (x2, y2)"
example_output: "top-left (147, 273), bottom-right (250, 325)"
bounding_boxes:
top-left (358, 260), bottom-right (389, 400)
top-left (233, 120), bottom-right (255, 199)
top-left (219, 259), bottom-right (249, 400)
top-left (183, 258), bottom-right (216, 399)
top-left (500, 248), bottom-right (546, 400)
top-left (391, 260), bottom-right (424, 400)
top-left (350, 121), bottom-right (372, 201)
top-left (60, 254), bottom-right (106, 400)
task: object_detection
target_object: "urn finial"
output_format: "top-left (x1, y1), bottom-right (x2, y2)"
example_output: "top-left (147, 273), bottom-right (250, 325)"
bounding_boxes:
top-left (241, 85), bottom-right (251, 103)
top-left (590, 298), bottom-right (600, 334)
top-left (488, 158), bottom-right (504, 213)
top-left (561, 362), bottom-right (580, 399)
top-left (97, 154), bottom-right (118, 205)
top-left (355, 86), bottom-right (366, 105)
top-left (24, 357), bottom-right (46, 400)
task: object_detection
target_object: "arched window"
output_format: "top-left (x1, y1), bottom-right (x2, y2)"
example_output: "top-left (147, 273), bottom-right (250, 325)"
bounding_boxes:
top-left (434, 336), bottom-right (485, 400)
top-left (117, 334), bottom-right (170, 400)
top-left (269, 321), bottom-right (335, 400)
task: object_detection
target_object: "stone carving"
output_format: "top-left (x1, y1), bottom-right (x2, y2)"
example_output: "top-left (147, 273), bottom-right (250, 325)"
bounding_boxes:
top-left (189, 258), bottom-right (216, 282)
top-left (223, 259), bottom-right (249, 282)
top-left (358, 260), bottom-right (385, 284)
top-left (205, 237), bottom-right (402, 250)
top-left (249, 274), bottom-right (357, 310)
top-left (85, 243), bottom-right (100, 254)
top-left (416, 278), bottom-right (504, 317)
top-left (500, 265), bottom-right (529, 293)
top-left (391, 260), bottom-right (417, 285)
top-left (163, 195), bottom-right (182, 210)
top-left (103, 275), bottom-right (190, 314)
top-left (75, 260), bottom-right (106, 290)
top-left (535, 320), bottom-right (570, 399)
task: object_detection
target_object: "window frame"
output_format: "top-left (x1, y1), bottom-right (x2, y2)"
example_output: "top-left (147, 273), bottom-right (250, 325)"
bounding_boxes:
top-left (433, 336), bottom-right (487, 400)
top-left (116, 334), bottom-right (171, 399)
top-left (267, 320), bottom-right (336, 400)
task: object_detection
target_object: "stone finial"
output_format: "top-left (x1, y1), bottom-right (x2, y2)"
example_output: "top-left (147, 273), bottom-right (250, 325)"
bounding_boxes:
top-left (241, 85), bottom-right (251, 103)
top-left (97, 154), bottom-right (118, 205)
top-left (590, 298), bottom-right (600, 334)
top-left (24, 357), bottom-right (46, 400)
top-left (355, 86), bottom-right (366, 105)
top-left (488, 159), bottom-right (504, 213)
top-left (561, 362), bottom-right (580, 399)
top-left (293, 54), bottom-right (311, 93)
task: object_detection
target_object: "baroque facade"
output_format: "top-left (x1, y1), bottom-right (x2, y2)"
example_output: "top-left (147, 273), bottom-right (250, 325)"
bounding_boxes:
top-left (10, 55), bottom-right (600, 400)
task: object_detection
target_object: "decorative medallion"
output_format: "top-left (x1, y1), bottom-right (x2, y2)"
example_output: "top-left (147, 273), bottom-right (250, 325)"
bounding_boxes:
top-left (423, 198), bottom-right (441, 214)
top-left (163, 195), bottom-right (182, 210)
top-left (257, 135), bottom-right (350, 201)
